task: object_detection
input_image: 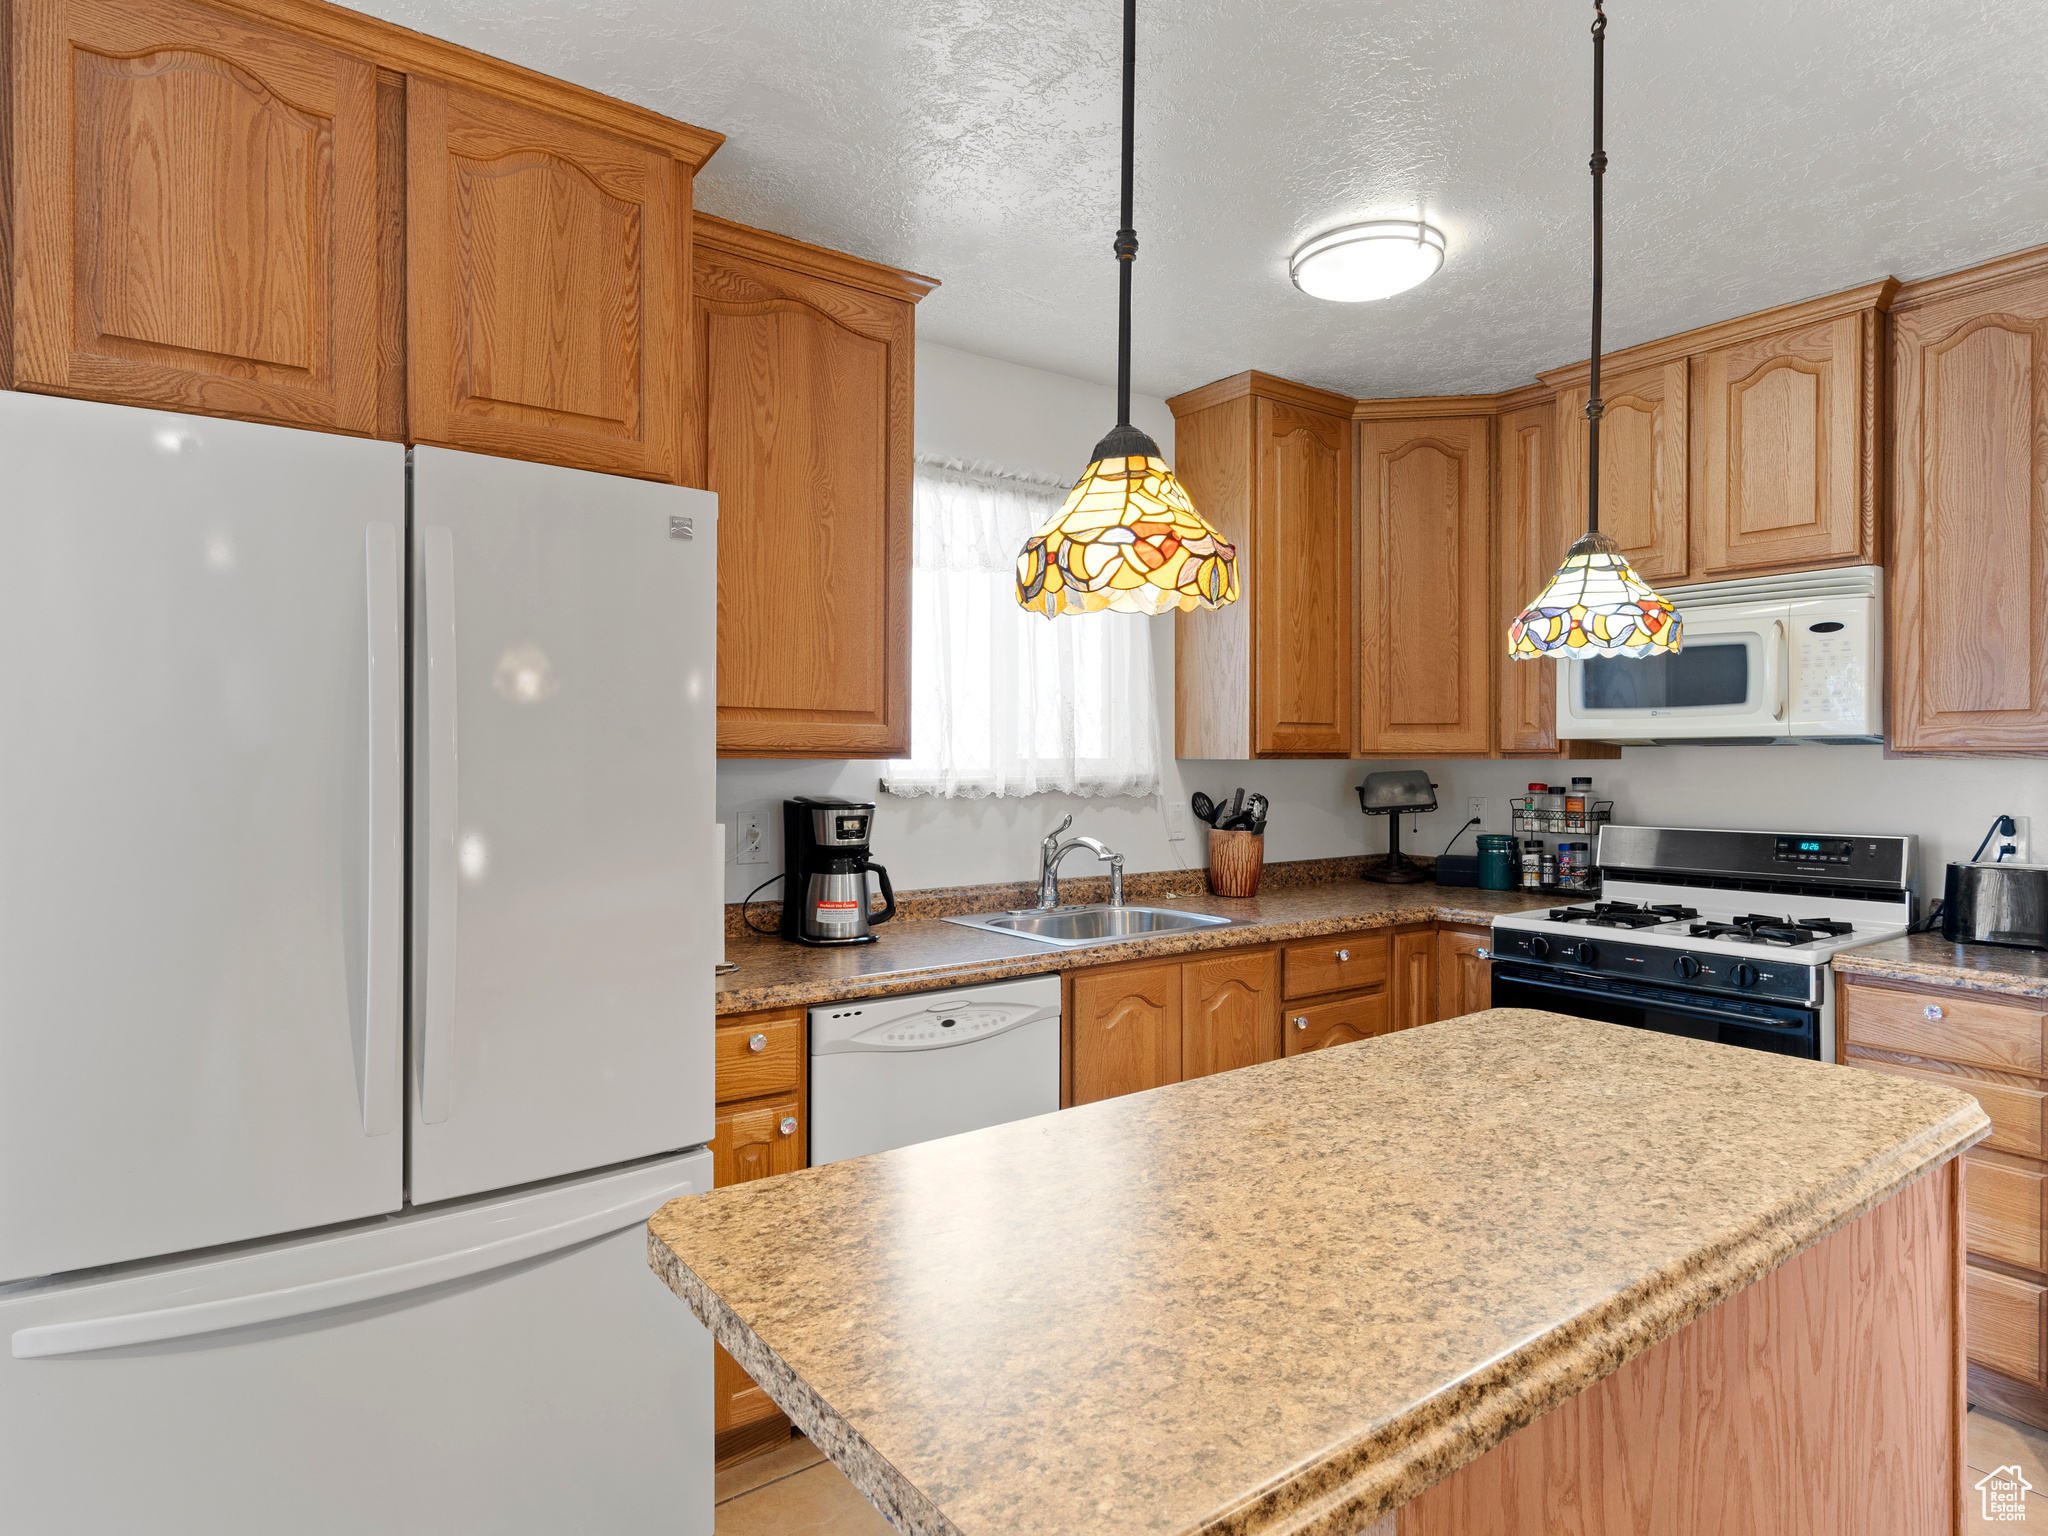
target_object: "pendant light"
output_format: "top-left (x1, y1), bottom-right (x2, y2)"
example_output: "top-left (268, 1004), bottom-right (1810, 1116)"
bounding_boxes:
top-left (1015, 0), bottom-right (1239, 618)
top-left (1508, 3), bottom-right (1680, 661)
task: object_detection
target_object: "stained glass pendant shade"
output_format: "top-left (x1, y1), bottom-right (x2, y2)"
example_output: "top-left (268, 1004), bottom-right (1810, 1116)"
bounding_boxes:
top-left (1508, 531), bottom-right (1680, 658)
top-left (1509, 2), bottom-right (1681, 660)
top-left (1014, 0), bottom-right (1240, 618)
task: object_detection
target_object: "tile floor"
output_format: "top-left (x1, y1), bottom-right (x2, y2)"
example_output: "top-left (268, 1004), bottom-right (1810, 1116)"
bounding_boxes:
top-left (720, 1409), bottom-right (2048, 1533)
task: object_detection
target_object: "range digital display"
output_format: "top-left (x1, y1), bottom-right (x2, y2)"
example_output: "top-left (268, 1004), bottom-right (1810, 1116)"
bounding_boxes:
top-left (1775, 835), bottom-right (1855, 865)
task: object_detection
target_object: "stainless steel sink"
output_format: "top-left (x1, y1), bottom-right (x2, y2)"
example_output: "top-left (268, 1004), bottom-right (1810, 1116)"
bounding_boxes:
top-left (943, 904), bottom-right (1232, 949)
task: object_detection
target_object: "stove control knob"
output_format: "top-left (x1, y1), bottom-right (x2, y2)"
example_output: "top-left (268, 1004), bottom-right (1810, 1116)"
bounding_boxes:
top-left (1563, 941), bottom-right (1598, 966)
top-left (1526, 936), bottom-right (1550, 960)
top-left (1674, 956), bottom-right (1701, 980)
top-left (1731, 962), bottom-right (1760, 989)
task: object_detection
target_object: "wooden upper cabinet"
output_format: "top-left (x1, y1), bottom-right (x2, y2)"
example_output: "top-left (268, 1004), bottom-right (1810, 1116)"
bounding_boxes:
top-left (1696, 305), bottom-right (1885, 575)
top-left (1890, 253), bottom-right (2048, 754)
top-left (1169, 373), bottom-right (1353, 759)
top-left (10, 0), bottom-right (383, 432)
top-left (1552, 361), bottom-right (1689, 583)
top-left (692, 216), bottom-right (934, 758)
top-left (1496, 396), bottom-right (1563, 755)
top-left (1357, 413), bottom-right (1494, 756)
top-left (1182, 950), bottom-right (1279, 1080)
top-left (407, 79), bottom-right (683, 479)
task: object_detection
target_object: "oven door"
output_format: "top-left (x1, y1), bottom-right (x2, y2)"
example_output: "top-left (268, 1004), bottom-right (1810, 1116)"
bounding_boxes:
top-left (1556, 602), bottom-right (1790, 741)
top-left (1491, 962), bottom-right (1820, 1059)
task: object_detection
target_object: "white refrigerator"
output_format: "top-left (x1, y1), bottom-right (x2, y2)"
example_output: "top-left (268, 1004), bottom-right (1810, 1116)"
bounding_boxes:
top-left (0, 392), bottom-right (718, 1535)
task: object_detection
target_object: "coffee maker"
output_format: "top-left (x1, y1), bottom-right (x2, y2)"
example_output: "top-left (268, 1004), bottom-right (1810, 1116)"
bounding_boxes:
top-left (781, 797), bottom-right (897, 946)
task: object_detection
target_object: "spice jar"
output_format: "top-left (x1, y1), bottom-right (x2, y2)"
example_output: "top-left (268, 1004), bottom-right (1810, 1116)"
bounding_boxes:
top-left (1540, 845), bottom-right (1558, 888)
top-left (1566, 776), bottom-right (1593, 830)
top-left (1521, 839), bottom-right (1545, 890)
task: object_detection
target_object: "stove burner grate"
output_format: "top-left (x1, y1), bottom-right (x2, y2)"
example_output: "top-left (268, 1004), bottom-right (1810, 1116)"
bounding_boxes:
top-left (1546, 900), bottom-right (1701, 930)
top-left (1686, 913), bottom-right (1856, 947)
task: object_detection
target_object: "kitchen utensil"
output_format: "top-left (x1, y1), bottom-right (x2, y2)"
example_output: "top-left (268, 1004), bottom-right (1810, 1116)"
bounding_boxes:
top-left (1229, 788), bottom-right (1245, 820)
top-left (1355, 771), bottom-right (1438, 885)
top-left (1191, 791), bottom-right (1220, 827)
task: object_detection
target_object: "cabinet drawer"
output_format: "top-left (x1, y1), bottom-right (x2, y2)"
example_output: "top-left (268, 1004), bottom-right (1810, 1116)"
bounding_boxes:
top-left (1843, 983), bottom-right (2045, 1076)
top-left (1970, 1153), bottom-right (2048, 1273)
top-left (1970, 1263), bottom-right (2048, 1389)
top-left (710, 1096), bottom-right (804, 1186)
top-left (716, 1015), bottom-right (804, 1103)
top-left (1284, 992), bottom-right (1391, 1056)
top-left (1283, 933), bottom-right (1389, 1000)
top-left (1849, 1053), bottom-right (2048, 1159)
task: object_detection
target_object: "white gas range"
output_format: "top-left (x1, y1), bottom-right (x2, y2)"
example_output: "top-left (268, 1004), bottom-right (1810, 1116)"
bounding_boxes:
top-left (1488, 826), bottom-right (1918, 1063)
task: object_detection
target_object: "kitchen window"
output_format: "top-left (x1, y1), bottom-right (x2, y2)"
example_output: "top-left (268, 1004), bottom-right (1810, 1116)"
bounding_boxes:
top-left (882, 459), bottom-right (1159, 799)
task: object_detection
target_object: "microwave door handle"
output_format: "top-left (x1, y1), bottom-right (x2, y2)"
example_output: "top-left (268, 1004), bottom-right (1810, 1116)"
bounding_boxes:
top-left (1765, 619), bottom-right (1788, 721)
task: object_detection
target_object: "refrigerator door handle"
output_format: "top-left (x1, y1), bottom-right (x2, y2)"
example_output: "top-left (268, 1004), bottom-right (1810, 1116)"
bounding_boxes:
top-left (362, 523), bottom-right (403, 1136)
top-left (420, 525), bottom-right (459, 1125)
top-left (9, 1168), bottom-right (704, 1358)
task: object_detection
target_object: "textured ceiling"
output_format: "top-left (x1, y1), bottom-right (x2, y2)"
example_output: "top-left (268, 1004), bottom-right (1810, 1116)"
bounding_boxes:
top-left (355, 0), bottom-right (2048, 400)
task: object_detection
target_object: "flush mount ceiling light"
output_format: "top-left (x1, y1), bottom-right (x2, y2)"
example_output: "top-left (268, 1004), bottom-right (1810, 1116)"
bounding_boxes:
top-left (1014, 0), bottom-right (1239, 618)
top-left (1289, 220), bottom-right (1446, 303)
top-left (1508, 2), bottom-right (1681, 661)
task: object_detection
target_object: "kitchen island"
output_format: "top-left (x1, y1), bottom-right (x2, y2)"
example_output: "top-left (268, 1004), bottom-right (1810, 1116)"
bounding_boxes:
top-left (650, 1010), bottom-right (1987, 1535)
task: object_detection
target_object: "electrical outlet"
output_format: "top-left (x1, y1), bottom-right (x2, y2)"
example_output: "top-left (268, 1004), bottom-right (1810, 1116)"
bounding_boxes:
top-left (2002, 816), bottom-right (2032, 863)
top-left (735, 812), bottom-right (768, 866)
top-left (1467, 796), bottom-right (1489, 829)
top-left (1166, 802), bottom-right (1187, 842)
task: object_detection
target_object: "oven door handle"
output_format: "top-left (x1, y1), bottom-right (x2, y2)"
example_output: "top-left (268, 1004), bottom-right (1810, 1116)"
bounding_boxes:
top-left (1494, 966), bottom-right (1816, 1033)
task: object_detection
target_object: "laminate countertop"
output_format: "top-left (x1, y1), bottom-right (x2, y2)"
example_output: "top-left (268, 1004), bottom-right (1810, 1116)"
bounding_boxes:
top-left (716, 882), bottom-right (1552, 1015)
top-left (1834, 931), bottom-right (2048, 1002)
top-left (648, 1009), bottom-right (1987, 1536)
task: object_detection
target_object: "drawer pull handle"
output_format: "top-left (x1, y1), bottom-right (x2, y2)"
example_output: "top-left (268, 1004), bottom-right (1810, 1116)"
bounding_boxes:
top-left (779, 1117), bottom-right (798, 1137)
top-left (1924, 1004), bottom-right (1945, 1022)
top-left (1294, 1016), bottom-right (1308, 1029)
top-left (1336, 949), bottom-right (1350, 962)
top-left (748, 1032), bottom-right (769, 1052)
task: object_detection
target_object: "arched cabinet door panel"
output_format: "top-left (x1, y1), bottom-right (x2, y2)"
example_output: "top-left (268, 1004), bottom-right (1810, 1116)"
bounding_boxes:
top-left (407, 78), bottom-right (682, 480)
top-left (1283, 993), bottom-right (1390, 1057)
top-left (1891, 261), bottom-right (2048, 754)
top-left (11, 0), bottom-right (382, 433)
top-left (1070, 962), bottom-right (1183, 1105)
top-left (691, 216), bottom-right (934, 758)
top-left (1182, 951), bottom-right (1280, 1079)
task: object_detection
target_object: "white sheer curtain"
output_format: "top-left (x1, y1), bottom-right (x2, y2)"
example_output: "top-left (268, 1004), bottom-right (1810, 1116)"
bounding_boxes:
top-left (882, 459), bottom-right (1160, 800)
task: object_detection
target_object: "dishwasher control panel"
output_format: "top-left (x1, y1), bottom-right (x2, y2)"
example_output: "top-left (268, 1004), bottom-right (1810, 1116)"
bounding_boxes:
top-left (856, 1003), bottom-right (1031, 1048)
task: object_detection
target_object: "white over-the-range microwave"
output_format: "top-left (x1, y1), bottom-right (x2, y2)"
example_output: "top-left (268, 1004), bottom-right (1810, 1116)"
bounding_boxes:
top-left (1557, 565), bottom-right (1881, 744)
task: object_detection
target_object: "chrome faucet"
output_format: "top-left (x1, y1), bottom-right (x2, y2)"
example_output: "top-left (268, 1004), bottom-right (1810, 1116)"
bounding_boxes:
top-left (1034, 816), bottom-right (1125, 909)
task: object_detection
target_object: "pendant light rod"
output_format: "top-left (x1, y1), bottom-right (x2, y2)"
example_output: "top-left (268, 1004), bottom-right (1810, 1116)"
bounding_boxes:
top-left (1585, 1), bottom-right (1608, 536)
top-left (1114, 0), bottom-right (1138, 428)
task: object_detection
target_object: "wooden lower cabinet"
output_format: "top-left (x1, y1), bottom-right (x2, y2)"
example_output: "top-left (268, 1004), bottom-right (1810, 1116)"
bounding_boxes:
top-left (710, 1008), bottom-right (808, 1465)
top-left (1436, 926), bottom-right (1492, 1021)
top-left (1284, 991), bottom-right (1390, 1055)
top-left (1390, 927), bottom-right (1438, 1032)
top-left (1069, 961), bottom-right (1183, 1105)
top-left (1182, 951), bottom-right (1280, 1080)
top-left (1842, 975), bottom-right (2048, 1428)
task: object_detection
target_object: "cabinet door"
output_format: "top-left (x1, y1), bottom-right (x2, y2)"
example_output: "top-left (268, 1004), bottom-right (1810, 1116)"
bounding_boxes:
top-left (1698, 314), bottom-right (1876, 575)
top-left (1182, 950), bottom-right (1279, 1079)
top-left (1283, 992), bottom-right (1390, 1056)
top-left (1891, 277), bottom-right (2048, 753)
top-left (11, 0), bottom-right (382, 433)
top-left (1070, 962), bottom-right (1182, 1105)
top-left (1391, 928), bottom-right (1439, 1031)
top-left (1253, 399), bottom-right (1352, 755)
top-left (1436, 928), bottom-right (1492, 1020)
top-left (695, 236), bottom-right (914, 757)
top-left (1357, 415), bottom-right (1494, 756)
top-left (1556, 361), bottom-right (1689, 583)
top-left (1496, 400), bottom-right (1565, 754)
top-left (1970, 1263), bottom-right (2048, 1390)
top-left (407, 78), bottom-right (682, 481)
top-left (708, 1094), bottom-right (802, 1456)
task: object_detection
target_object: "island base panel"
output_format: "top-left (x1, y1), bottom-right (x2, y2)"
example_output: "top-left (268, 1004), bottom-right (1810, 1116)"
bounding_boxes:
top-left (1398, 1158), bottom-right (1962, 1536)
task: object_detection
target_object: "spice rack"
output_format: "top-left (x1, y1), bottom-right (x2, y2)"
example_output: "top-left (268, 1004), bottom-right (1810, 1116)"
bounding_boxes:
top-left (1510, 797), bottom-right (1615, 836)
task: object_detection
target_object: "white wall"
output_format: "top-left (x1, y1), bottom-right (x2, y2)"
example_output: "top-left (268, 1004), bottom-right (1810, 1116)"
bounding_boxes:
top-left (719, 342), bottom-right (2048, 905)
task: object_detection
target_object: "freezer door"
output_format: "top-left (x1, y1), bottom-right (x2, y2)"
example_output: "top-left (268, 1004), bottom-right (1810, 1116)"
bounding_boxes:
top-left (0, 1150), bottom-right (713, 1536)
top-left (409, 447), bottom-right (717, 1202)
top-left (0, 394), bottom-right (406, 1282)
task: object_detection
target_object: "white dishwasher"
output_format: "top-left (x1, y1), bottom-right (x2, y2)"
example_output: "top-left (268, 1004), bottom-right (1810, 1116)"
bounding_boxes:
top-left (809, 975), bottom-right (1061, 1164)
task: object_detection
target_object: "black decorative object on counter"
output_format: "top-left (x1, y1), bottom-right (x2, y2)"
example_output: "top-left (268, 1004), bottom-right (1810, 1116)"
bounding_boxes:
top-left (1356, 771), bottom-right (1437, 885)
